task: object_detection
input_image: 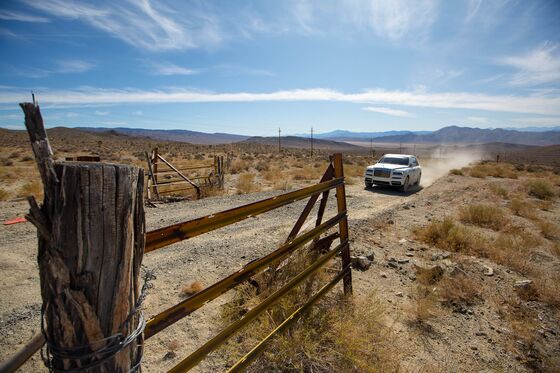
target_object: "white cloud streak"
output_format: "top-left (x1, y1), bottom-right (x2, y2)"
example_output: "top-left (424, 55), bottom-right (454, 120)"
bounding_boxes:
top-left (361, 106), bottom-right (413, 117)
top-left (499, 42), bottom-right (560, 86)
top-left (1, 87), bottom-right (559, 116)
top-left (0, 9), bottom-right (50, 22)
top-left (511, 117), bottom-right (560, 125)
top-left (56, 59), bottom-right (95, 73)
top-left (467, 116), bottom-right (488, 123)
top-left (144, 60), bottom-right (198, 76)
top-left (22, 0), bottom-right (222, 51)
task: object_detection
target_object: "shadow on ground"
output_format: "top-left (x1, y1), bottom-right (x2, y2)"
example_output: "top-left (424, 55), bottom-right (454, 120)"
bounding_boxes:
top-left (364, 184), bottom-right (423, 196)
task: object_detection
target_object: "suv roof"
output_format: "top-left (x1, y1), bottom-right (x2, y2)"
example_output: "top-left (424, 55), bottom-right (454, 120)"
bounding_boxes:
top-left (382, 154), bottom-right (414, 158)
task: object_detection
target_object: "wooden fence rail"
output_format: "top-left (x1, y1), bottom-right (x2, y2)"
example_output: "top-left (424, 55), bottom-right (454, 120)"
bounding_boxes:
top-left (1, 146), bottom-right (352, 372)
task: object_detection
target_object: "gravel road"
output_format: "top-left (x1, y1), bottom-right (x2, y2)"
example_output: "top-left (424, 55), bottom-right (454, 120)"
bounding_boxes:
top-left (0, 181), bottom-right (420, 372)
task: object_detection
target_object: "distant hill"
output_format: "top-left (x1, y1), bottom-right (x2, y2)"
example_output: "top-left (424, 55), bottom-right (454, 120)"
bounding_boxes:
top-left (243, 136), bottom-right (364, 151)
top-left (371, 126), bottom-right (560, 146)
top-left (294, 129), bottom-right (432, 141)
top-left (79, 127), bottom-right (250, 145)
top-left (501, 126), bottom-right (560, 132)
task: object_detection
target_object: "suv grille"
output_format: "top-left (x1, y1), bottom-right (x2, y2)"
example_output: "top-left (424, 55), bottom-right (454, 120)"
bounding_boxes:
top-left (374, 168), bottom-right (391, 178)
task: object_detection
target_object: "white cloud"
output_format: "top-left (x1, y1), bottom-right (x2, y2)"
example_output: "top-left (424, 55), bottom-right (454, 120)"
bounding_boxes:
top-left (102, 121), bottom-right (126, 126)
top-left (22, 0), bottom-right (223, 51)
top-left (361, 106), bottom-right (413, 117)
top-left (56, 59), bottom-right (94, 73)
top-left (66, 112), bottom-right (79, 117)
top-left (344, 0), bottom-right (439, 41)
top-left (1, 86), bottom-right (559, 116)
top-left (95, 110), bottom-right (109, 116)
top-left (498, 42), bottom-right (560, 86)
top-left (0, 10), bottom-right (50, 22)
top-left (145, 60), bottom-right (198, 76)
top-left (467, 116), bottom-right (488, 124)
top-left (132, 110), bottom-right (143, 116)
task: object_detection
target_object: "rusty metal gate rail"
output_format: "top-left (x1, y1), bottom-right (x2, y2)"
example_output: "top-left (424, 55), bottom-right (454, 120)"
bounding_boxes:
top-left (0, 153), bottom-right (352, 373)
top-left (147, 152), bottom-right (352, 372)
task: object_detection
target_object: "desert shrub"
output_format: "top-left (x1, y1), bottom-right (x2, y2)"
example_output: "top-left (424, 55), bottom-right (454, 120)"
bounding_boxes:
top-left (194, 153), bottom-right (205, 160)
top-left (18, 180), bottom-right (43, 198)
top-left (181, 281), bottom-right (204, 297)
top-left (291, 165), bottom-right (322, 181)
top-left (449, 168), bottom-right (463, 176)
top-left (525, 179), bottom-right (556, 200)
top-left (489, 183), bottom-right (508, 199)
top-left (2, 159), bottom-right (14, 167)
top-left (0, 187), bottom-right (9, 201)
top-left (406, 285), bottom-right (440, 332)
top-left (19, 155), bottom-right (34, 162)
top-left (236, 173), bottom-right (259, 194)
top-left (414, 218), bottom-right (481, 253)
top-left (273, 179), bottom-right (291, 191)
top-left (438, 272), bottom-right (480, 308)
top-left (509, 197), bottom-right (536, 219)
top-left (490, 232), bottom-right (541, 275)
top-left (230, 159), bottom-right (250, 174)
top-left (254, 160), bottom-right (269, 172)
top-left (459, 204), bottom-right (508, 231)
top-left (468, 163), bottom-right (518, 179)
top-left (536, 220), bottom-right (560, 241)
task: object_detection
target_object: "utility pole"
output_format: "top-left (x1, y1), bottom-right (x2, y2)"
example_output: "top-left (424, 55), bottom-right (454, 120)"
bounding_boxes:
top-left (310, 127), bottom-right (314, 157)
top-left (278, 127), bottom-right (281, 153)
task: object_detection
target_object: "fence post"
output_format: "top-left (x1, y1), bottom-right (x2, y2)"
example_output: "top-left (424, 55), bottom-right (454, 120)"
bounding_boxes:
top-left (152, 147), bottom-right (158, 197)
top-left (331, 153), bottom-right (352, 295)
top-left (20, 102), bottom-right (146, 372)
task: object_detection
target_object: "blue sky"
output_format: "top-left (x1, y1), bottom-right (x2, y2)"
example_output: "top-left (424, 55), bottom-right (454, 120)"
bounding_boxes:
top-left (0, 0), bottom-right (559, 136)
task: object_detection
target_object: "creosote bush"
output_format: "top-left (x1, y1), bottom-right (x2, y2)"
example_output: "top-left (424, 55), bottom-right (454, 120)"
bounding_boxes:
top-left (0, 187), bottom-right (8, 201)
top-left (236, 173), bottom-right (260, 194)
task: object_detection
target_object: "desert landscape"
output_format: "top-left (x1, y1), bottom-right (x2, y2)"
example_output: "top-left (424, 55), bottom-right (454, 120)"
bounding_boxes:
top-left (1, 123), bottom-right (559, 372)
top-left (2, 1), bottom-right (560, 372)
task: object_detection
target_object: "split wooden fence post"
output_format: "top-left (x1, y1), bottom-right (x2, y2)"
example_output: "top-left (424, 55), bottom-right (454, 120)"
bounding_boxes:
top-left (20, 102), bottom-right (146, 372)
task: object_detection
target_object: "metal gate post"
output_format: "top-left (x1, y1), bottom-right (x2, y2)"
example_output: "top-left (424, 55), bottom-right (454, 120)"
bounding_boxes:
top-left (331, 153), bottom-right (352, 295)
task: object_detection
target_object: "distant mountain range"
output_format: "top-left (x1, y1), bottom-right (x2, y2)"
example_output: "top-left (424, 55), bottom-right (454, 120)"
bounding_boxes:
top-left (370, 126), bottom-right (560, 146)
top-left (293, 129), bottom-right (432, 140)
top-left (242, 136), bottom-right (362, 150)
top-left (79, 127), bottom-right (250, 145)
top-left (73, 125), bottom-right (560, 147)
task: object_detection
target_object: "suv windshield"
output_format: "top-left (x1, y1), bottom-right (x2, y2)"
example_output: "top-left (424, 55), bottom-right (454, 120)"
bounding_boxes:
top-left (379, 157), bottom-right (409, 166)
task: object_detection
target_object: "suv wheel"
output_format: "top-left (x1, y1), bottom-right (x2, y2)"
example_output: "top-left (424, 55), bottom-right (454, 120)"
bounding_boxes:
top-left (401, 176), bottom-right (410, 193)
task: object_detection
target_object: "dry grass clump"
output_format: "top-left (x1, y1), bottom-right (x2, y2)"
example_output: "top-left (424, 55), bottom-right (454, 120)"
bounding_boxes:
top-left (459, 204), bottom-right (508, 231)
top-left (236, 173), bottom-right (260, 194)
top-left (406, 285), bottom-right (440, 332)
top-left (18, 180), bottom-right (43, 198)
top-left (489, 183), bottom-right (508, 199)
top-left (524, 179), bottom-right (556, 200)
top-left (181, 281), bottom-right (204, 297)
top-left (230, 159), bottom-right (250, 174)
top-left (449, 168), bottom-right (464, 176)
top-left (468, 163), bottom-right (518, 179)
top-left (0, 188), bottom-right (8, 201)
top-left (220, 247), bottom-right (401, 372)
top-left (490, 232), bottom-right (541, 275)
top-left (414, 218), bottom-right (481, 254)
top-left (438, 272), bottom-right (480, 308)
top-left (536, 220), bottom-right (560, 241)
top-left (509, 197), bottom-right (536, 219)
top-left (290, 165), bottom-right (323, 181)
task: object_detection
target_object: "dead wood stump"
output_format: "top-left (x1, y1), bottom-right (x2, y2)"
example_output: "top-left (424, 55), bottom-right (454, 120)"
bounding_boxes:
top-left (21, 103), bottom-right (145, 372)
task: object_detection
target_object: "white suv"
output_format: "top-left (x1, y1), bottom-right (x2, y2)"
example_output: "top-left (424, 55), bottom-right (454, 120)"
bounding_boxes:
top-left (364, 154), bottom-right (421, 193)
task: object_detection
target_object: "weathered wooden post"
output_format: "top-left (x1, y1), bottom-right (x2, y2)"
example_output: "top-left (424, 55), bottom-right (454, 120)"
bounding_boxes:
top-left (21, 102), bottom-right (145, 372)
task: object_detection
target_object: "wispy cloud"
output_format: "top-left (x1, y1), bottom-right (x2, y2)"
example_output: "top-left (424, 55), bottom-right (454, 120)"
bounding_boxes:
top-left (22, 0), bottom-right (223, 51)
top-left (1, 86), bottom-right (559, 116)
top-left (0, 9), bottom-right (50, 23)
top-left (95, 110), bottom-right (109, 116)
top-left (56, 59), bottom-right (95, 73)
top-left (361, 106), bottom-right (413, 117)
top-left (345, 0), bottom-right (439, 41)
top-left (132, 110), bottom-right (143, 116)
top-left (144, 60), bottom-right (198, 76)
top-left (498, 42), bottom-right (560, 86)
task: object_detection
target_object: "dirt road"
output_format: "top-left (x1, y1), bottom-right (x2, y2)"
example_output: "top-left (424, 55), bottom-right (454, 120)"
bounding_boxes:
top-left (0, 179), bottom-right (417, 372)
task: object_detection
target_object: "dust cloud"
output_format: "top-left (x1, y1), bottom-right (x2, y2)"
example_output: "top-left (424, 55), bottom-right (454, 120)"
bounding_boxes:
top-left (420, 152), bottom-right (480, 187)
